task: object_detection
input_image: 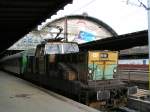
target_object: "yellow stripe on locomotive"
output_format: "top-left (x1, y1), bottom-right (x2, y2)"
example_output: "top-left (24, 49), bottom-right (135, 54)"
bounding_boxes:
top-left (88, 51), bottom-right (118, 80)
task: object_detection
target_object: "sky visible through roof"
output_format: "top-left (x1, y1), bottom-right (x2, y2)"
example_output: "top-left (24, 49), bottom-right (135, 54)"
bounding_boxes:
top-left (40, 0), bottom-right (148, 35)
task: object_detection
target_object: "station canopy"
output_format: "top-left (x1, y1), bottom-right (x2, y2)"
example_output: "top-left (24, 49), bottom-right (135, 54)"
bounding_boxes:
top-left (0, 0), bottom-right (73, 53)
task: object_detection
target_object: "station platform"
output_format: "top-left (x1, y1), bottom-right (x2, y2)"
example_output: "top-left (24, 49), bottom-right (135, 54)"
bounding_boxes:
top-left (0, 71), bottom-right (100, 112)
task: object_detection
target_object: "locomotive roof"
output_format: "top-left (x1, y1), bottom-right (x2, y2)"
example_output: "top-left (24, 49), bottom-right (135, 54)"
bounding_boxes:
top-left (37, 41), bottom-right (78, 46)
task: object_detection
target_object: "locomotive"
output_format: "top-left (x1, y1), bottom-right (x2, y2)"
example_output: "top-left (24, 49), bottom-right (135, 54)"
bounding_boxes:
top-left (0, 26), bottom-right (127, 108)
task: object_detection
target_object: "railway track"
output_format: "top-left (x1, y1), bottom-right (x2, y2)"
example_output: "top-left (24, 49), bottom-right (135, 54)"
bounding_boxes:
top-left (116, 69), bottom-right (149, 89)
top-left (127, 89), bottom-right (150, 112)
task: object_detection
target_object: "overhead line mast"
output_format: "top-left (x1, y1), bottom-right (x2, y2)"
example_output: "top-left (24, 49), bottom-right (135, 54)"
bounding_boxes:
top-left (147, 0), bottom-right (150, 90)
top-left (126, 0), bottom-right (150, 89)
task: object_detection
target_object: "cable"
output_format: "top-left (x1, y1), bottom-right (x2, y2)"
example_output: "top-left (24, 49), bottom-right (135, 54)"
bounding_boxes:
top-left (70, 0), bottom-right (97, 14)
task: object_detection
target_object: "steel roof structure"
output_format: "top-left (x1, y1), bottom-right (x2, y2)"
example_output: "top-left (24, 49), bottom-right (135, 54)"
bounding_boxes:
top-left (79, 30), bottom-right (148, 51)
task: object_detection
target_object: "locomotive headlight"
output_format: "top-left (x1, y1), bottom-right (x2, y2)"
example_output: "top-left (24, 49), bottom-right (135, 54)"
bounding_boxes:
top-left (88, 68), bottom-right (93, 79)
top-left (88, 68), bottom-right (93, 74)
top-left (113, 68), bottom-right (117, 73)
top-left (89, 69), bottom-right (92, 74)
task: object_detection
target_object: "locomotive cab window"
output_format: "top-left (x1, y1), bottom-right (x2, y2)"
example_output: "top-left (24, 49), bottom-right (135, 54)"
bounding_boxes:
top-left (44, 43), bottom-right (79, 54)
top-left (100, 53), bottom-right (108, 58)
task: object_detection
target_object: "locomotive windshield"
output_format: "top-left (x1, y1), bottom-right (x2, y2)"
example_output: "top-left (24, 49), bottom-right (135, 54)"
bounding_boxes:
top-left (44, 43), bottom-right (79, 54)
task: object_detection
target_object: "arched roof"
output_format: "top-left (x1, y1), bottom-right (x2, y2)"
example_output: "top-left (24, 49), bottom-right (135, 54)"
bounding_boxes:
top-left (48, 15), bottom-right (118, 37)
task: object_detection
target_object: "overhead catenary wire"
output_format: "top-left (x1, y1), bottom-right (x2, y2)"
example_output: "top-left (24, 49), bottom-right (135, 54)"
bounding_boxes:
top-left (70, 0), bottom-right (97, 14)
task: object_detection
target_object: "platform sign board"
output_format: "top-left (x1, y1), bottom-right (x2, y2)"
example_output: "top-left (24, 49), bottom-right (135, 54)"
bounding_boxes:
top-left (78, 31), bottom-right (95, 42)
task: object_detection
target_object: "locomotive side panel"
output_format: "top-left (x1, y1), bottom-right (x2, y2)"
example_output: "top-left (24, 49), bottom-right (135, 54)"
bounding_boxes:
top-left (56, 52), bottom-right (88, 83)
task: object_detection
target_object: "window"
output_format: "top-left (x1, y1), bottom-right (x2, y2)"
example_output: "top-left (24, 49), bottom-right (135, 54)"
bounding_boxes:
top-left (100, 53), bottom-right (108, 58)
top-left (44, 43), bottom-right (79, 54)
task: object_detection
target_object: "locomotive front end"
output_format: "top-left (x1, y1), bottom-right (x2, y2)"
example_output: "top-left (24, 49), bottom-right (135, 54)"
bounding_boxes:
top-left (88, 51), bottom-right (118, 80)
top-left (87, 51), bottom-right (127, 107)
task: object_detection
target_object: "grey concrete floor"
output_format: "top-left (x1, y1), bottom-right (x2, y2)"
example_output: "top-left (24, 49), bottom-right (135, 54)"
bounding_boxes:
top-left (0, 71), bottom-right (100, 112)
